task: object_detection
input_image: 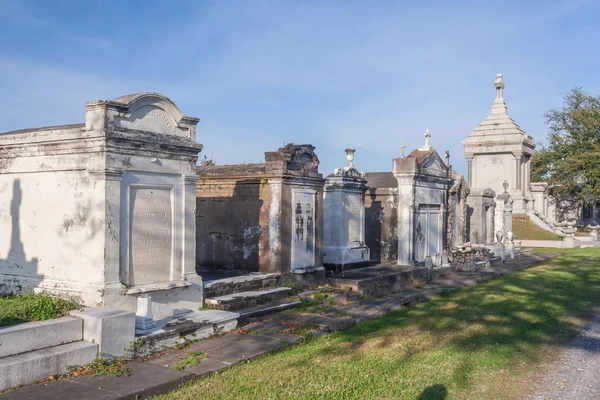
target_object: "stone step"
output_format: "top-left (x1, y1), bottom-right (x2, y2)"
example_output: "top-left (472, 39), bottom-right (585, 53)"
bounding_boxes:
top-left (327, 264), bottom-right (437, 298)
top-left (205, 287), bottom-right (293, 311)
top-left (132, 310), bottom-right (240, 356)
top-left (203, 273), bottom-right (281, 298)
top-left (0, 316), bottom-right (83, 358)
top-left (0, 341), bottom-right (98, 392)
top-left (238, 299), bottom-right (302, 323)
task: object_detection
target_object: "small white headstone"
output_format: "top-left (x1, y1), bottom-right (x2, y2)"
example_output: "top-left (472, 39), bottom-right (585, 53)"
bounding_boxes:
top-left (135, 295), bottom-right (156, 333)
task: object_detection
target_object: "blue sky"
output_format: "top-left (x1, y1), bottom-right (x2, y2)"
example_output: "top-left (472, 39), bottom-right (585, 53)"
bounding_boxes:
top-left (1, 0), bottom-right (599, 176)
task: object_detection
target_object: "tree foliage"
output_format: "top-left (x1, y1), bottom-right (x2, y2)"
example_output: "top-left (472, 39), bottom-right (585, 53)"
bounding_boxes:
top-left (531, 87), bottom-right (600, 205)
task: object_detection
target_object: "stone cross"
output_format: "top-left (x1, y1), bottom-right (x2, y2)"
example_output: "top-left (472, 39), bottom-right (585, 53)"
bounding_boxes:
top-left (424, 128), bottom-right (431, 147)
top-left (400, 142), bottom-right (406, 158)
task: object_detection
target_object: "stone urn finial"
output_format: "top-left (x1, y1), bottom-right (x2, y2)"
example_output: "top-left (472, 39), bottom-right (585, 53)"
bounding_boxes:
top-left (345, 147), bottom-right (355, 168)
top-left (506, 231), bottom-right (514, 242)
top-left (496, 230), bottom-right (504, 243)
top-left (503, 180), bottom-right (509, 194)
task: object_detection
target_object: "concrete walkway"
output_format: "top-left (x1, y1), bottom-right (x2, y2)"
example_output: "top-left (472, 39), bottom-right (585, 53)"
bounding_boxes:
top-left (529, 314), bottom-right (600, 400)
top-left (0, 253), bottom-right (556, 400)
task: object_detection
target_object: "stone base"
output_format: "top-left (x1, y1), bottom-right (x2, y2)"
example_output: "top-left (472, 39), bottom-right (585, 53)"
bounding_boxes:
top-left (323, 245), bottom-right (370, 267)
top-left (70, 307), bottom-right (135, 358)
top-left (104, 281), bottom-right (204, 321)
top-left (484, 243), bottom-right (506, 262)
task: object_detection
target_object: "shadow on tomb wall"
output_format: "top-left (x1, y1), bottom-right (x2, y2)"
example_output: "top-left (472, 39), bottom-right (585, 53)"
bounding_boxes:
top-left (196, 180), bottom-right (264, 274)
top-left (365, 188), bottom-right (398, 264)
top-left (0, 179), bottom-right (41, 294)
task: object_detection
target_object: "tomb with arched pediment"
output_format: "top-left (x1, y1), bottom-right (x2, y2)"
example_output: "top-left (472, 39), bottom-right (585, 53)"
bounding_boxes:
top-left (0, 92), bottom-right (204, 320)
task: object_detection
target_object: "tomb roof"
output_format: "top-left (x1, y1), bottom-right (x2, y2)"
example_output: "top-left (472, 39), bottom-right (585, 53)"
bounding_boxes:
top-left (462, 74), bottom-right (534, 154)
top-left (364, 172), bottom-right (396, 188)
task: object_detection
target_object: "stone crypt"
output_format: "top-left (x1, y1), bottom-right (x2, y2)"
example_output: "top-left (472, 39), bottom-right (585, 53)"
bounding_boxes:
top-left (323, 147), bottom-right (370, 268)
top-left (393, 130), bottom-right (453, 265)
top-left (0, 93), bottom-right (204, 319)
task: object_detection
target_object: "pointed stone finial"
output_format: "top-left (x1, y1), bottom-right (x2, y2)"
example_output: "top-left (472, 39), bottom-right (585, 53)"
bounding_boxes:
top-left (491, 73), bottom-right (508, 115)
top-left (400, 142), bottom-right (406, 158)
top-left (444, 150), bottom-right (450, 166)
top-left (495, 73), bottom-right (504, 99)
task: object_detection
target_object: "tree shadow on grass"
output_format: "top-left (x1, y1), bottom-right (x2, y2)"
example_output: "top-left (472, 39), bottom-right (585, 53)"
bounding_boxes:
top-left (417, 384), bottom-right (447, 400)
top-left (288, 250), bottom-right (600, 390)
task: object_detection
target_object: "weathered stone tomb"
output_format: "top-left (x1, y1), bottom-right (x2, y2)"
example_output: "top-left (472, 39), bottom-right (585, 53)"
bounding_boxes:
top-left (0, 93), bottom-right (203, 319)
top-left (196, 144), bottom-right (325, 274)
top-left (363, 172), bottom-right (398, 264)
top-left (466, 188), bottom-right (496, 244)
top-left (393, 131), bottom-right (453, 265)
top-left (323, 148), bottom-right (370, 268)
top-left (462, 74), bottom-right (535, 214)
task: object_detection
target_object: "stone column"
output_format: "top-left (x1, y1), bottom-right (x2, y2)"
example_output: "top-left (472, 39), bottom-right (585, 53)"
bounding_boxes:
top-left (514, 152), bottom-right (522, 191)
top-left (439, 204), bottom-right (447, 252)
top-left (182, 174), bottom-right (201, 284)
top-left (466, 154), bottom-right (474, 186)
top-left (486, 204), bottom-right (496, 243)
top-left (89, 168), bottom-right (124, 293)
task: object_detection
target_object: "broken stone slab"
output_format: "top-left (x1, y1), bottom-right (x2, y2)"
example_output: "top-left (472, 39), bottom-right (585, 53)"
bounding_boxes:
top-left (131, 310), bottom-right (239, 356)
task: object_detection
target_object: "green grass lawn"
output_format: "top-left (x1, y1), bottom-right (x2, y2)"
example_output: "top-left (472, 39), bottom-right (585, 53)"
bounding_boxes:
top-left (157, 248), bottom-right (600, 400)
top-left (0, 293), bottom-right (79, 327)
top-left (512, 217), bottom-right (562, 241)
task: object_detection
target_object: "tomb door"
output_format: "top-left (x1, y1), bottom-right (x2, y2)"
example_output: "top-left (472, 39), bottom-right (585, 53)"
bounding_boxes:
top-left (414, 205), bottom-right (441, 262)
top-left (291, 188), bottom-right (316, 271)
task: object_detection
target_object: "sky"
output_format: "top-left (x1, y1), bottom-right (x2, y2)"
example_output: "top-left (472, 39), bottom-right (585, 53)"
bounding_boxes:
top-left (1, 0), bottom-right (599, 176)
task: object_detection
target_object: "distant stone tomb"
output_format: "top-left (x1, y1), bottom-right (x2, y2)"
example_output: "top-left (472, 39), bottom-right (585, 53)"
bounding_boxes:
top-left (393, 130), bottom-right (453, 265)
top-left (323, 148), bottom-right (370, 268)
top-left (196, 144), bottom-right (325, 274)
top-left (0, 93), bottom-right (203, 319)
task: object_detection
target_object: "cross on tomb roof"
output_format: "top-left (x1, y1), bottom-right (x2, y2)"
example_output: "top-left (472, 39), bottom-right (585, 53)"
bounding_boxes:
top-left (400, 142), bottom-right (406, 158)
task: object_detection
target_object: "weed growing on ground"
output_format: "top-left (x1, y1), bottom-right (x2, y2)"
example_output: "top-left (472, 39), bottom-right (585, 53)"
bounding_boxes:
top-left (171, 352), bottom-right (206, 371)
top-left (67, 357), bottom-right (129, 377)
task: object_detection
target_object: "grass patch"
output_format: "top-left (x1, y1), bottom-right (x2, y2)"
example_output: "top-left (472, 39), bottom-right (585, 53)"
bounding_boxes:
top-left (171, 352), bottom-right (206, 371)
top-left (0, 293), bottom-right (79, 327)
top-left (512, 216), bottom-right (562, 240)
top-left (156, 248), bottom-right (600, 400)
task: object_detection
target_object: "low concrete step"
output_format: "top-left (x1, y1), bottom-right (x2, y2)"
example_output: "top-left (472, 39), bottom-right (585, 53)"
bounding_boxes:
top-left (205, 287), bottom-right (293, 311)
top-left (0, 316), bottom-right (83, 358)
top-left (327, 264), bottom-right (436, 297)
top-left (238, 299), bottom-right (302, 323)
top-left (203, 273), bottom-right (280, 298)
top-left (0, 341), bottom-right (98, 392)
top-left (132, 310), bottom-right (240, 356)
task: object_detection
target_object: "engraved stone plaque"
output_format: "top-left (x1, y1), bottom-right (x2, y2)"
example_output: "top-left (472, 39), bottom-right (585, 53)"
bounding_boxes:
top-left (129, 187), bottom-right (173, 285)
top-left (345, 193), bottom-right (362, 243)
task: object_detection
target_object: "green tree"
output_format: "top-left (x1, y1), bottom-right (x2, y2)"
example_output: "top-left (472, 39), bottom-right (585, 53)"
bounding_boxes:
top-left (531, 87), bottom-right (600, 205)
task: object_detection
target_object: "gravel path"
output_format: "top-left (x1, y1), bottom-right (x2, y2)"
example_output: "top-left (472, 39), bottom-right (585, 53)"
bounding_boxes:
top-left (529, 314), bottom-right (600, 400)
